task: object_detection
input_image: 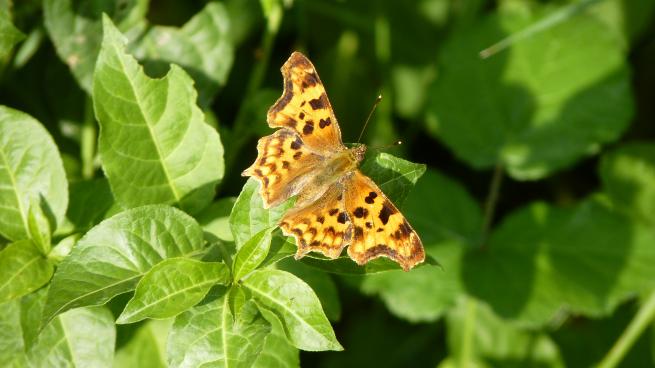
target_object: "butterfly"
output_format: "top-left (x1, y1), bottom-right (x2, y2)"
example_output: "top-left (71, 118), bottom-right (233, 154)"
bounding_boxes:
top-left (242, 51), bottom-right (424, 271)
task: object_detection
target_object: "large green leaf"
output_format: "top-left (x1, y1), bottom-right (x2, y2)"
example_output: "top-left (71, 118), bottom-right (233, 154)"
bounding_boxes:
top-left (242, 269), bottom-right (342, 351)
top-left (28, 306), bottom-right (115, 368)
top-left (65, 178), bottom-right (114, 232)
top-left (600, 142), bottom-right (655, 225)
top-left (113, 319), bottom-right (171, 368)
top-left (427, 4), bottom-right (632, 179)
top-left (93, 16), bottom-right (224, 214)
top-left (230, 178), bottom-right (293, 249)
top-left (0, 106), bottom-right (68, 241)
top-left (445, 297), bottom-right (564, 367)
top-left (129, 2), bottom-right (234, 107)
top-left (359, 170), bottom-right (480, 322)
top-left (0, 300), bottom-right (24, 367)
top-left (233, 227), bottom-right (273, 281)
top-left (463, 197), bottom-right (655, 326)
top-left (167, 292), bottom-right (270, 368)
top-left (0, 240), bottom-right (53, 303)
top-left (43, 0), bottom-right (148, 93)
top-left (117, 258), bottom-right (230, 324)
top-left (43, 205), bottom-right (205, 325)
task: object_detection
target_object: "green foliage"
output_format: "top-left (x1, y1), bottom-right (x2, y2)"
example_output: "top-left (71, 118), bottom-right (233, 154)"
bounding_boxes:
top-left (1, 0), bottom-right (655, 367)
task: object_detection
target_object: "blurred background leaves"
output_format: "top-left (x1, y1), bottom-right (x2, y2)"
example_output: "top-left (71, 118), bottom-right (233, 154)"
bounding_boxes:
top-left (1, 0), bottom-right (655, 366)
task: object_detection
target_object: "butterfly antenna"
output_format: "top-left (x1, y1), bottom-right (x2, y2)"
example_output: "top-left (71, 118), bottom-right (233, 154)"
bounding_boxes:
top-left (357, 94), bottom-right (383, 143)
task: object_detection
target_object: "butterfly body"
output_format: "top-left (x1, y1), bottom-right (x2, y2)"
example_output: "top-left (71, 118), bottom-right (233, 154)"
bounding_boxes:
top-left (243, 52), bottom-right (425, 271)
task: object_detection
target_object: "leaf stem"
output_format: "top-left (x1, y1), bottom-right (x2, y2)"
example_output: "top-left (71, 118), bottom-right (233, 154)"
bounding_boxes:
top-left (480, 163), bottom-right (503, 249)
top-left (81, 96), bottom-right (97, 179)
top-left (459, 297), bottom-right (477, 367)
top-left (596, 291), bottom-right (655, 368)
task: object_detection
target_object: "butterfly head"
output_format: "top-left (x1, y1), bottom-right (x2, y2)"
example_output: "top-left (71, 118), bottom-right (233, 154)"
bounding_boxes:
top-left (350, 143), bottom-right (367, 163)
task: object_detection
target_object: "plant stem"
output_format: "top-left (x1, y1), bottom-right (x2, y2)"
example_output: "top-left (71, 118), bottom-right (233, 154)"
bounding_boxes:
top-left (81, 97), bottom-right (97, 179)
top-left (480, 163), bottom-right (503, 249)
top-left (459, 297), bottom-right (477, 367)
top-left (596, 291), bottom-right (655, 368)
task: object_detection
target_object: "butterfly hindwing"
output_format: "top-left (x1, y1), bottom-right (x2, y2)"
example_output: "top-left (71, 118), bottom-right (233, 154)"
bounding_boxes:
top-left (242, 129), bottom-right (324, 208)
top-left (280, 181), bottom-right (351, 259)
top-left (267, 52), bottom-right (345, 153)
top-left (344, 171), bottom-right (425, 271)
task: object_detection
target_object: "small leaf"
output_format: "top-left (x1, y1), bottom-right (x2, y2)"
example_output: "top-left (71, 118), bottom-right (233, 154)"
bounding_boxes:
top-left (43, 0), bottom-right (147, 93)
top-left (26, 197), bottom-right (52, 255)
top-left (118, 258), bottom-right (230, 324)
top-left (167, 292), bottom-right (270, 368)
top-left (0, 241), bottom-right (53, 303)
top-left (93, 16), bottom-right (224, 214)
top-left (129, 2), bottom-right (234, 107)
top-left (361, 152), bottom-right (426, 205)
top-left (243, 269), bottom-right (342, 351)
top-left (27, 307), bottom-right (115, 368)
top-left (230, 178), bottom-right (293, 249)
top-left (0, 106), bottom-right (68, 242)
top-left (233, 228), bottom-right (274, 281)
top-left (600, 142), bottom-right (655, 225)
top-left (43, 205), bottom-right (205, 325)
top-left (114, 319), bottom-right (172, 368)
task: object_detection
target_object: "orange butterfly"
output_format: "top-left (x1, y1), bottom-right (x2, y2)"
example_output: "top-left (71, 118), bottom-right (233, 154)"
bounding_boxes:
top-left (243, 52), bottom-right (424, 271)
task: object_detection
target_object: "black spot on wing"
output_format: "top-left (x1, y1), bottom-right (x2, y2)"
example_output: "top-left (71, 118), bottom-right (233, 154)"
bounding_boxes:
top-left (303, 121), bottom-right (314, 135)
top-left (319, 118), bottom-right (331, 128)
top-left (354, 226), bottom-right (364, 240)
top-left (378, 201), bottom-right (396, 225)
top-left (293, 151), bottom-right (302, 160)
top-left (365, 191), bottom-right (378, 204)
top-left (353, 207), bottom-right (368, 218)
top-left (309, 94), bottom-right (328, 110)
top-left (337, 212), bottom-right (348, 224)
top-left (328, 208), bottom-right (339, 216)
top-left (290, 137), bottom-right (303, 150)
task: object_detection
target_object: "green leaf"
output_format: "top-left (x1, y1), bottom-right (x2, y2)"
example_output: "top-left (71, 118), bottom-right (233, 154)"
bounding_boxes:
top-left (242, 269), bottom-right (342, 351)
top-left (299, 253), bottom-right (438, 275)
top-left (167, 292), bottom-right (271, 368)
top-left (600, 142), bottom-right (655, 225)
top-left (43, 205), bottom-right (205, 325)
top-left (18, 287), bottom-right (48, 351)
top-left (43, 0), bottom-right (148, 93)
top-left (230, 178), bottom-right (293, 249)
top-left (446, 297), bottom-right (564, 367)
top-left (252, 327), bottom-right (300, 368)
top-left (118, 258), bottom-right (230, 324)
top-left (129, 2), bottom-right (234, 107)
top-left (0, 240), bottom-right (53, 303)
top-left (361, 152), bottom-right (426, 205)
top-left (27, 306), bottom-right (115, 368)
top-left (233, 228), bottom-right (274, 281)
top-left (278, 259), bottom-right (341, 322)
top-left (359, 170), bottom-right (481, 322)
top-left (0, 106), bottom-right (68, 242)
top-left (26, 197), bottom-right (52, 254)
top-left (196, 197), bottom-right (236, 242)
top-left (114, 319), bottom-right (172, 368)
top-left (93, 16), bottom-right (224, 214)
top-left (427, 5), bottom-right (632, 179)
top-left (0, 300), bottom-right (24, 367)
top-left (0, 7), bottom-right (24, 62)
top-left (66, 178), bottom-right (114, 232)
top-left (463, 197), bottom-right (655, 326)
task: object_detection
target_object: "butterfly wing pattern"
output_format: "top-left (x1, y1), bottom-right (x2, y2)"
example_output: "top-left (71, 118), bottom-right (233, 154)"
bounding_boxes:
top-left (243, 51), bottom-right (425, 271)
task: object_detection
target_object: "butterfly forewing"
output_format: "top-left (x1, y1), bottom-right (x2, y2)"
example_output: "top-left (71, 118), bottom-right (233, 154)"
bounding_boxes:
top-left (267, 52), bottom-right (345, 153)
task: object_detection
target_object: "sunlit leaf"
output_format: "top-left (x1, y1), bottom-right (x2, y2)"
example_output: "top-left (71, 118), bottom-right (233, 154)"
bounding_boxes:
top-left (0, 240), bottom-right (53, 303)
